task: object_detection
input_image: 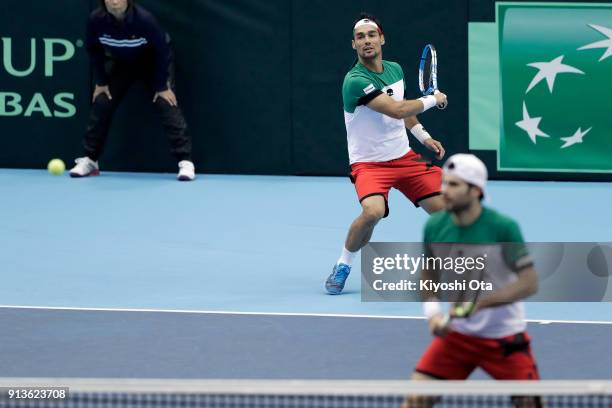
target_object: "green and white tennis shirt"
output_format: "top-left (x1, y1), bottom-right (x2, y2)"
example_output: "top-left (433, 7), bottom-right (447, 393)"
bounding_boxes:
top-left (342, 60), bottom-right (410, 164)
top-left (424, 207), bottom-right (534, 338)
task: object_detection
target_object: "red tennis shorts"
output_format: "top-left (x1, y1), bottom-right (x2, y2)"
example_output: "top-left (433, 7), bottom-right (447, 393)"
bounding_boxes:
top-left (349, 150), bottom-right (442, 217)
top-left (415, 331), bottom-right (540, 380)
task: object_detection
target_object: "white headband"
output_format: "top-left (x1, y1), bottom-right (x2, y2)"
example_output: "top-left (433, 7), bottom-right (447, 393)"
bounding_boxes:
top-left (353, 19), bottom-right (380, 32)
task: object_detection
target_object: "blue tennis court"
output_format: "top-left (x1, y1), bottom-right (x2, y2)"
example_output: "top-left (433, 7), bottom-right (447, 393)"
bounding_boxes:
top-left (1, 169), bottom-right (611, 381)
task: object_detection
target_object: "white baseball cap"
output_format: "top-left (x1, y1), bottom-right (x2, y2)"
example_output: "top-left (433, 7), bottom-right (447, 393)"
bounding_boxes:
top-left (442, 154), bottom-right (488, 194)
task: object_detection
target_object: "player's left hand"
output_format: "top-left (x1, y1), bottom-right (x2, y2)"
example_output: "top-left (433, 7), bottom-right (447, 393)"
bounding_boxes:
top-left (423, 138), bottom-right (445, 160)
top-left (153, 89), bottom-right (178, 107)
top-left (428, 314), bottom-right (450, 337)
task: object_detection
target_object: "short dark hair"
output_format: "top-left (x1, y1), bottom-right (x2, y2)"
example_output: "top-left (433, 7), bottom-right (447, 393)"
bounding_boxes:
top-left (352, 13), bottom-right (384, 36)
top-left (98, 0), bottom-right (134, 12)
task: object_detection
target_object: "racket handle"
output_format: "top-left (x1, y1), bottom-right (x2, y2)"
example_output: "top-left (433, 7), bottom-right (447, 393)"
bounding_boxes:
top-left (433, 90), bottom-right (447, 110)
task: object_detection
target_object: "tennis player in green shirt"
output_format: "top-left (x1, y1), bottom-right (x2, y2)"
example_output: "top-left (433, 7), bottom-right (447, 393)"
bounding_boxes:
top-left (404, 154), bottom-right (540, 407)
top-left (326, 14), bottom-right (448, 295)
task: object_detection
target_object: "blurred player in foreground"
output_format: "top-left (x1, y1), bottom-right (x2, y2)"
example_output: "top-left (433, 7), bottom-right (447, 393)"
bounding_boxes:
top-left (70, 0), bottom-right (195, 180)
top-left (325, 13), bottom-right (448, 294)
top-left (404, 154), bottom-right (540, 408)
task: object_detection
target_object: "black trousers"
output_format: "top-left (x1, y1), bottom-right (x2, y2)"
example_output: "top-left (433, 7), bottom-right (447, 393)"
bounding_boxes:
top-left (82, 55), bottom-right (192, 162)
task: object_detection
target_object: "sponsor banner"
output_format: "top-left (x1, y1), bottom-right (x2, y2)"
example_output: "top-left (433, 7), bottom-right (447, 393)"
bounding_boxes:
top-left (498, 3), bottom-right (612, 172)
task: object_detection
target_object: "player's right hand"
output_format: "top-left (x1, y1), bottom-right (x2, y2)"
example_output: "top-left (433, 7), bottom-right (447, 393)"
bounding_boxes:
top-left (434, 91), bottom-right (447, 108)
top-left (428, 313), bottom-right (450, 337)
top-left (92, 85), bottom-right (112, 102)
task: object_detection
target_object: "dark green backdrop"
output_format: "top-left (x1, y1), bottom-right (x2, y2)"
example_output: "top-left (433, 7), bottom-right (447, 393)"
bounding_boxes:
top-left (0, 1), bottom-right (90, 169)
top-left (3, 0), bottom-right (609, 180)
top-left (0, 0), bottom-right (467, 175)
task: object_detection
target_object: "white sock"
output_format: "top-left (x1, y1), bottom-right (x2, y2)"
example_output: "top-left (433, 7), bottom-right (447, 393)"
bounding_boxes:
top-left (337, 247), bottom-right (357, 266)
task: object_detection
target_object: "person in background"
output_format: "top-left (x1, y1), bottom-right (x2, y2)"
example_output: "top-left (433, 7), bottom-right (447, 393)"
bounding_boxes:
top-left (70, 0), bottom-right (195, 181)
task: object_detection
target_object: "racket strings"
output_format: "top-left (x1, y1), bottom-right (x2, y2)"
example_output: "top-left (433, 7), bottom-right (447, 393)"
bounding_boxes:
top-left (424, 60), bottom-right (434, 91)
top-left (420, 48), bottom-right (436, 95)
top-left (419, 44), bottom-right (438, 95)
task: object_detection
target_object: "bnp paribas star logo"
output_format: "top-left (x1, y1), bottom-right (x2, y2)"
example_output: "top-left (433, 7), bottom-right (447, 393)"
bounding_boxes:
top-left (515, 24), bottom-right (612, 149)
top-left (498, 3), bottom-right (612, 173)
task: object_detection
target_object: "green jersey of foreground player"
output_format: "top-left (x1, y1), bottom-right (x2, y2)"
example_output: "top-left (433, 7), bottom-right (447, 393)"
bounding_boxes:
top-left (326, 14), bottom-right (448, 294)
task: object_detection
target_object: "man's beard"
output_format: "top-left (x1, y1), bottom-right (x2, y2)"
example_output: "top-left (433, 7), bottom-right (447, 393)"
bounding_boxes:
top-left (447, 199), bottom-right (472, 214)
top-left (360, 50), bottom-right (378, 60)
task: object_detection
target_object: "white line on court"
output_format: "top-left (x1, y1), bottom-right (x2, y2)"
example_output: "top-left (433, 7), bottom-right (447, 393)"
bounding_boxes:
top-left (1, 305), bottom-right (611, 325)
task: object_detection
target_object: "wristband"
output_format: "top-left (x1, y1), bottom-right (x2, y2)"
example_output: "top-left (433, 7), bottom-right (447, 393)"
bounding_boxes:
top-left (410, 124), bottom-right (432, 144)
top-left (423, 301), bottom-right (442, 319)
top-left (417, 95), bottom-right (437, 112)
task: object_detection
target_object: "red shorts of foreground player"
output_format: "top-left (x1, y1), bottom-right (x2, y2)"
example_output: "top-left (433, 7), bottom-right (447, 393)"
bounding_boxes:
top-left (415, 331), bottom-right (540, 380)
top-left (350, 150), bottom-right (442, 217)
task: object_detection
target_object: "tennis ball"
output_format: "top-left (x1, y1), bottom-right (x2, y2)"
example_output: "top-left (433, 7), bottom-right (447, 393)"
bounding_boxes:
top-left (47, 158), bottom-right (66, 176)
top-left (454, 306), bottom-right (465, 317)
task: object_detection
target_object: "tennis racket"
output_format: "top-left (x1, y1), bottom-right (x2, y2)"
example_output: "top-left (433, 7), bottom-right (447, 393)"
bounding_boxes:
top-left (439, 296), bottom-right (481, 331)
top-left (418, 44), bottom-right (446, 110)
top-left (439, 250), bottom-right (487, 328)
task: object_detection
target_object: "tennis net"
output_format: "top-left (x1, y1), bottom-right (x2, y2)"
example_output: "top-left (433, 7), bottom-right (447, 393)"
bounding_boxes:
top-left (1, 379), bottom-right (612, 407)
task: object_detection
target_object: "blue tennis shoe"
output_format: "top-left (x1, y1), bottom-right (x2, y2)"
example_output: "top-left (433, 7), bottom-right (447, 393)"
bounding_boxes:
top-left (325, 263), bottom-right (351, 295)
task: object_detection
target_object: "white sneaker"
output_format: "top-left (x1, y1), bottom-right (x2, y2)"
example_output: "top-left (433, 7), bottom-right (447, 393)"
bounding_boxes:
top-left (69, 157), bottom-right (99, 177)
top-left (177, 160), bottom-right (195, 181)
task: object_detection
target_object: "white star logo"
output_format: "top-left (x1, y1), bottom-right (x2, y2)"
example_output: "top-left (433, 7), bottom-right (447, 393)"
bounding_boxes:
top-left (560, 127), bottom-right (592, 149)
top-left (525, 55), bottom-right (584, 93)
top-left (578, 24), bottom-right (612, 62)
top-left (515, 103), bottom-right (550, 144)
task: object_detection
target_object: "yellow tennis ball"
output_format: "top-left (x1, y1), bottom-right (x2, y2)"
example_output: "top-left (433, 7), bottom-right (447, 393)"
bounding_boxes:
top-left (454, 306), bottom-right (465, 317)
top-left (47, 158), bottom-right (65, 176)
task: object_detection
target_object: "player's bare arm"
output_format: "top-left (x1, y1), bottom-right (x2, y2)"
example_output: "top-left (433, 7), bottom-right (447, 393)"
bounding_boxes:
top-left (404, 115), bottom-right (419, 129)
top-left (366, 92), bottom-right (447, 119)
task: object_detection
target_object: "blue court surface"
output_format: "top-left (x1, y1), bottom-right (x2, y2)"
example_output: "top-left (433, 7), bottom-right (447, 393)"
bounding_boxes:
top-left (1, 169), bottom-right (611, 380)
